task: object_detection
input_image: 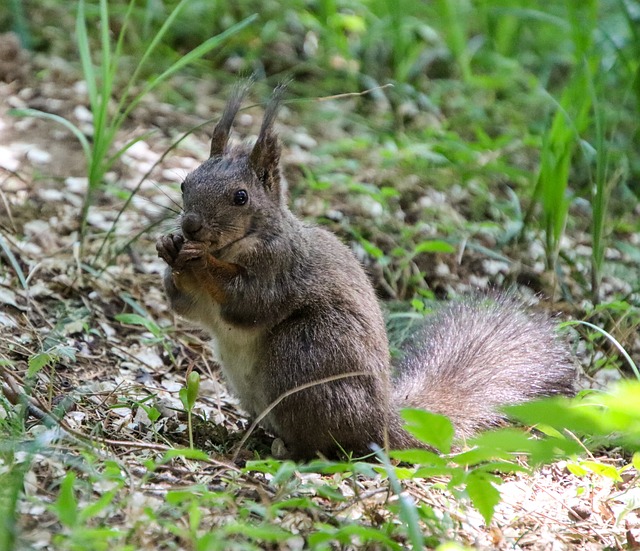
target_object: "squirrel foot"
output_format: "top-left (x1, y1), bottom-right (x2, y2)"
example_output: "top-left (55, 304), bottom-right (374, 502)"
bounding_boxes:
top-left (271, 438), bottom-right (291, 459)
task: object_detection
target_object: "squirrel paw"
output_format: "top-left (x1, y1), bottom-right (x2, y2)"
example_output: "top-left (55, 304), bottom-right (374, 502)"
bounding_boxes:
top-left (173, 240), bottom-right (210, 271)
top-left (271, 438), bottom-right (291, 459)
top-left (156, 233), bottom-right (184, 266)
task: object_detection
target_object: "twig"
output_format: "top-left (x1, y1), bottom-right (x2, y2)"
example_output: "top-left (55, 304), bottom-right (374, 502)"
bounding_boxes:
top-left (314, 83), bottom-right (394, 102)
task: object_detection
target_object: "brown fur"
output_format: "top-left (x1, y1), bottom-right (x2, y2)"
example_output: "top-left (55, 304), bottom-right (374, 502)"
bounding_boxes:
top-left (156, 86), bottom-right (576, 460)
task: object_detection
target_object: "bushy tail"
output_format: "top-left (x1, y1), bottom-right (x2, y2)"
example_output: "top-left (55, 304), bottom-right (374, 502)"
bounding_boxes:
top-left (392, 294), bottom-right (576, 440)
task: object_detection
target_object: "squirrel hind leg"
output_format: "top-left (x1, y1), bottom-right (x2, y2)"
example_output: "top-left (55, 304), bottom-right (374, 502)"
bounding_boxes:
top-left (392, 293), bottom-right (576, 439)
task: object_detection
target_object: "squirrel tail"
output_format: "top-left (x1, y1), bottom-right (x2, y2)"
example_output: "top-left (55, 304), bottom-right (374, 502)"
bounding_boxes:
top-left (391, 293), bottom-right (576, 441)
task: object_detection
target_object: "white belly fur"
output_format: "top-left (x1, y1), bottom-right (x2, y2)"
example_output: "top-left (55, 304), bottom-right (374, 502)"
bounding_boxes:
top-left (200, 303), bottom-right (266, 416)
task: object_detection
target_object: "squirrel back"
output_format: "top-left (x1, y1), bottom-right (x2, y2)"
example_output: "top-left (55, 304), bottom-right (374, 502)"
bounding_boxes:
top-left (156, 84), bottom-right (576, 459)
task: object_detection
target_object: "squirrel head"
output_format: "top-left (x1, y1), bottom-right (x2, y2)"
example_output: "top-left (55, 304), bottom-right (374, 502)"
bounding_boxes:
top-left (179, 82), bottom-right (286, 253)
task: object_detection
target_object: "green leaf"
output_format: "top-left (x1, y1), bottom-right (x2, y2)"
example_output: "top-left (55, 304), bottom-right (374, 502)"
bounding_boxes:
top-left (115, 313), bottom-right (161, 338)
top-left (315, 485), bottom-right (348, 501)
top-left (308, 524), bottom-right (402, 549)
top-left (79, 489), bottom-right (117, 522)
top-left (244, 458), bottom-right (289, 476)
top-left (271, 461), bottom-right (297, 485)
top-left (55, 472), bottom-right (78, 528)
top-left (161, 448), bottom-right (209, 462)
top-left (577, 460), bottom-right (623, 482)
top-left (400, 408), bottom-right (454, 453)
top-left (389, 448), bottom-right (447, 466)
top-left (270, 497), bottom-right (316, 511)
top-left (28, 351), bottom-right (56, 377)
top-left (179, 387), bottom-right (188, 411)
top-left (566, 462), bottom-right (588, 477)
top-left (301, 459), bottom-right (378, 477)
top-left (372, 444), bottom-right (424, 549)
top-left (165, 490), bottom-right (197, 505)
top-left (360, 239), bottom-right (385, 260)
top-left (466, 428), bottom-right (538, 456)
top-left (465, 470), bottom-right (501, 525)
top-left (414, 240), bottom-right (456, 254)
top-left (147, 407), bottom-right (161, 423)
top-left (186, 372), bottom-right (200, 410)
top-left (222, 522), bottom-right (291, 542)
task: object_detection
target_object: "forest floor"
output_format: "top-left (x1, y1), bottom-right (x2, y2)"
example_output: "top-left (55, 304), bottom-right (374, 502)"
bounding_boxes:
top-left (1, 33), bottom-right (639, 550)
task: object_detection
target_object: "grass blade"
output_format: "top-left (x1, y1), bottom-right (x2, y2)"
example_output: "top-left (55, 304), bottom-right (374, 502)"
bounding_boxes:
top-left (115, 0), bottom-right (192, 115)
top-left (0, 235), bottom-right (28, 290)
top-left (372, 444), bottom-right (424, 549)
top-left (117, 14), bottom-right (257, 127)
top-left (76, 0), bottom-right (98, 113)
top-left (9, 108), bottom-right (91, 162)
top-left (587, 65), bottom-right (608, 304)
top-left (563, 320), bottom-right (639, 380)
top-left (109, 0), bottom-right (137, 86)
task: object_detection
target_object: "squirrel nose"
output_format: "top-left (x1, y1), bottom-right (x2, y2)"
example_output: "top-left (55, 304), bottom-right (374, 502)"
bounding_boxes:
top-left (182, 212), bottom-right (203, 239)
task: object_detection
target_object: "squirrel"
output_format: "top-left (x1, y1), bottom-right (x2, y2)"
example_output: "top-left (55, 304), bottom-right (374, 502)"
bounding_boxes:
top-left (156, 83), bottom-right (576, 460)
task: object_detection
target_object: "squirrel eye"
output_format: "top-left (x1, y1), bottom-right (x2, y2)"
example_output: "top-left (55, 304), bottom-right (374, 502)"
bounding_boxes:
top-left (233, 189), bottom-right (248, 206)
top-left (180, 182), bottom-right (184, 194)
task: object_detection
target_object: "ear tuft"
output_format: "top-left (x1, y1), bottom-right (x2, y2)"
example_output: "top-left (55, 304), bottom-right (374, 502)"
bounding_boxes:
top-left (249, 81), bottom-right (289, 190)
top-left (210, 78), bottom-right (253, 158)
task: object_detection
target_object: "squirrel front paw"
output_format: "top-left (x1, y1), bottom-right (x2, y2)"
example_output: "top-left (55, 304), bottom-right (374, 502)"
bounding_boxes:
top-left (173, 240), bottom-right (210, 271)
top-left (156, 233), bottom-right (185, 267)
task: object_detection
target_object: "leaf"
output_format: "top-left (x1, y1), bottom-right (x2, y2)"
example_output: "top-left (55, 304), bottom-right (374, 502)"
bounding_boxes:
top-left (186, 372), bottom-right (200, 410)
top-left (244, 458), bottom-right (290, 476)
top-left (566, 462), bottom-right (588, 477)
top-left (360, 239), bottom-right (385, 259)
top-left (55, 472), bottom-right (78, 528)
top-left (308, 524), bottom-right (402, 549)
top-left (389, 448), bottom-right (447, 466)
top-left (179, 387), bottom-right (188, 410)
top-left (271, 461), bottom-right (298, 486)
top-left (79, 489), bottom-right (117, 522)
top-left (577, 460), bottom-right (623, 482)
top-left (465, 470), bottom-right (501, 526)
top-left (222, 522), bottom-right (291, 542)
top-left (400, 408), bottom-right (454, 453)
top-left (115, 313), bottom-right (161, 338)
top-left (27, 351), bottom-right (56, 377)
top-left (315, 485), bottom-right (348, 501)
top-left (161, 448), bottom-right (209, 462)
top-left (414, 240), bottom-right (456, 254)
top-left (146, 407), bottom-right (161, 423)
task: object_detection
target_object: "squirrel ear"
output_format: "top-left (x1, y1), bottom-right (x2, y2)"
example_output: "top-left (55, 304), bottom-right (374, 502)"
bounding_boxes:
top-left (249, 82), bottom-right (288, 191)
top-left (210, 79), bottom-right (252, 158)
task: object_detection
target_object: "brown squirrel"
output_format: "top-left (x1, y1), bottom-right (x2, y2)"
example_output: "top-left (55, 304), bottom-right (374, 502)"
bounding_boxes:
top-left (156, 84), bottom-right (576, 460)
